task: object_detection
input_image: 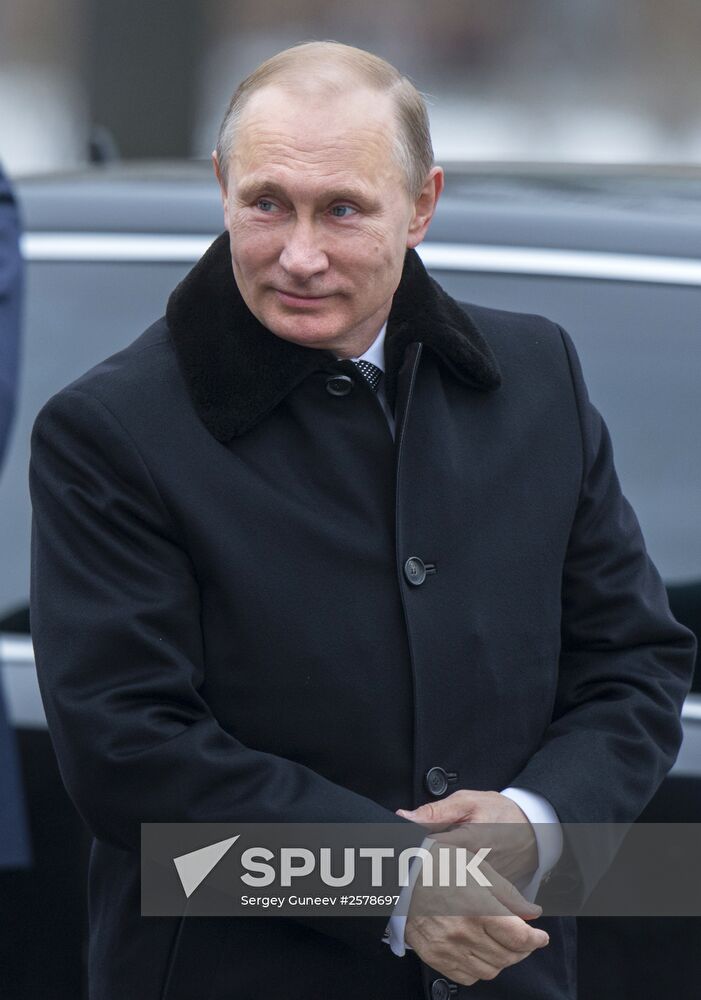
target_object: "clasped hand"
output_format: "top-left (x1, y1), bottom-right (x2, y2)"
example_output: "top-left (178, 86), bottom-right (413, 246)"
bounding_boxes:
top-left (395, 789), bottom-right (549, 987)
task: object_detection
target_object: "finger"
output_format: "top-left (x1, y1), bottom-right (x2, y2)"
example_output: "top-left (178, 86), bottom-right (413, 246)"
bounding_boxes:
top-left (460, 952), bottom-right (507, 982)
top-left (487, 868), bottom-right (543, 920)
top-left (396, 804), bottom-right (457, 827)
top-left (455, 931), bottom-right (527, 970)
top-left (449, 972), bottom-right (479, 987)
top-left (482, 915), bottom-right (550, 953)
top-left (397, 790), bottom-right (478, 826)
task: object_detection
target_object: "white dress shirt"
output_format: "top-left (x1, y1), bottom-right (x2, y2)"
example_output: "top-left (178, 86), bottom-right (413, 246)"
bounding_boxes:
top-left (339, 323), bottom-right (563, 955)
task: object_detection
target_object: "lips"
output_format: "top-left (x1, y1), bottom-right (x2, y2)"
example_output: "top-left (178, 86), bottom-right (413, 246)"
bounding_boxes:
top-left (274, 288), bottom-right (330, 307)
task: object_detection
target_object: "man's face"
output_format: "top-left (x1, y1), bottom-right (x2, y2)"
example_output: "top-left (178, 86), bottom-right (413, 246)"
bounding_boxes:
top-left (214, 84), bottom-right (442, 357)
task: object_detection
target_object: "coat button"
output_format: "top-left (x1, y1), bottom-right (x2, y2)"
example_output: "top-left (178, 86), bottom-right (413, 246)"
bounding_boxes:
top-left (425, 767), bottom-right (449, 797)
top-left (325, 374), bottom-right (354, 396)
top-left (431, 979), bottom-right (455, 1000)
top-left (404, 556), bottom-right (427, 585)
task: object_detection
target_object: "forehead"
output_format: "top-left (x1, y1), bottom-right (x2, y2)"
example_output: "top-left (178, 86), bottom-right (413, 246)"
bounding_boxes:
top-left (230, 84), bottom-right (401, 189)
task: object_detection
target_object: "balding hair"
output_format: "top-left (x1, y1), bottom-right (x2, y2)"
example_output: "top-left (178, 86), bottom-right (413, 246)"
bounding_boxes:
top-left (215, 41), bottom-right (434, 199)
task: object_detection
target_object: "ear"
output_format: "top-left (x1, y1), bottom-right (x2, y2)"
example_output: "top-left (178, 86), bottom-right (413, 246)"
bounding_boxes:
top-left (406, 166), bottom-right (444, 250)
top-left (212, 150), bottom-right (231, 229)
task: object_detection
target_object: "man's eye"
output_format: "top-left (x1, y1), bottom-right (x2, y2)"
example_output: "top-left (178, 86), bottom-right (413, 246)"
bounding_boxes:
top-left (256, 199), bottom-right (277, 212)
top-left (330, 205), bottom-right (356, 218)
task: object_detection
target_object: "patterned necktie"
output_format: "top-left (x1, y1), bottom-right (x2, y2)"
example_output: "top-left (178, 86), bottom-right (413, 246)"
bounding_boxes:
top-left (353, 359), bottom-right (383, 393)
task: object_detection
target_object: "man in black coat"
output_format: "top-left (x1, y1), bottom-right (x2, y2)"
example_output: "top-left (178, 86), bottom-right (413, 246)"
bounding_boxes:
top-left (29, 42), bottom-right (695, 1000)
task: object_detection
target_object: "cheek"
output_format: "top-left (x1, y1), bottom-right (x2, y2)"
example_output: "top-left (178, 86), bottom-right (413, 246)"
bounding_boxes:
top-left (356, 218), bottom-right (410, 269)
top-left (230, 229), bottom-right (276, 278)
top-left (348, 229), bottom-right (405, 285)
top-left (336, 222), bottom-right (400, 266)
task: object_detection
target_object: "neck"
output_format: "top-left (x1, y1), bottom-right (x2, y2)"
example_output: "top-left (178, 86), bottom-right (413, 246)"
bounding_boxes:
top-left (334, 319), bottom-right (387, 360)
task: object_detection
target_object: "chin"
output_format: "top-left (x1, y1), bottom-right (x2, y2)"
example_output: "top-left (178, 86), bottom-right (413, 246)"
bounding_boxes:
top-left (263, 312), bottom-right (344, 350)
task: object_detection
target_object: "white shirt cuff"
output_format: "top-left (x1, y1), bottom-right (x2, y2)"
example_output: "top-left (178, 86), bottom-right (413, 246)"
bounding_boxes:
top-left (384, 836), bottom-right (434, 956)
top-left (500, 786), bottom-right (563, 901)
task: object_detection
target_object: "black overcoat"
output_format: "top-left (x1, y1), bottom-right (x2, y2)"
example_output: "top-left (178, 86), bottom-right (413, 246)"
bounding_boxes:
top-left (29, 235), bottom-right (695, 999)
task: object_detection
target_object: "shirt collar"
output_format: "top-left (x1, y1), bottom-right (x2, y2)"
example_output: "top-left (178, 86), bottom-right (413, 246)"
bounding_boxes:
top-left (339, 321), bottom-right (387, 372)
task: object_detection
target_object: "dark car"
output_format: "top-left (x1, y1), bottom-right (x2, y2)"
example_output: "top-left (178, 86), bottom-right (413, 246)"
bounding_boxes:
top-left (1, 161), bottom-right (699, 998)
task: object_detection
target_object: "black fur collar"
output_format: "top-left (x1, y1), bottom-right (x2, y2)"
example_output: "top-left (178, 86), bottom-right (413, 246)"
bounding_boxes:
top-left (166, 232), bottom-right (501, 441)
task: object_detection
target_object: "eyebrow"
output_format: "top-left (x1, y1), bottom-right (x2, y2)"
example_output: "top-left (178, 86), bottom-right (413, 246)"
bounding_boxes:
top-left (235, 178), bottom-right (375, 207)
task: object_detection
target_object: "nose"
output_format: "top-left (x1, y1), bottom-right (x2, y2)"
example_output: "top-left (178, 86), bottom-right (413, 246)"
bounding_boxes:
top-left (278, 220), bottom-right (328, 281)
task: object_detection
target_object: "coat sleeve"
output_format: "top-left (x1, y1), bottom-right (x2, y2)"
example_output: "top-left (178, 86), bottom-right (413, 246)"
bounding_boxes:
top-left (29, 386), bottom-right (420, 952)
top-left (510, 325), bottom-right (696, 882)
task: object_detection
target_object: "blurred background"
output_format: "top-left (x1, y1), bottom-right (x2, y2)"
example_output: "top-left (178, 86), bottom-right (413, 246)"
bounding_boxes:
top-left (4, 0), bottom-right (701, 173)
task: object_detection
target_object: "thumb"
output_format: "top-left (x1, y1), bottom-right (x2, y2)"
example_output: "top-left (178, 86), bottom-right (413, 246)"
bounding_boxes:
top-left (396, 800), bottom-right (463, 827)
top-left (491, 872), bottom-right (543, 921)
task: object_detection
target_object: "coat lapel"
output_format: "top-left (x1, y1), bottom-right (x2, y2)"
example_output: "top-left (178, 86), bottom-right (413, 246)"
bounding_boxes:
top-left (166, 232), bottom-right (501, 441)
